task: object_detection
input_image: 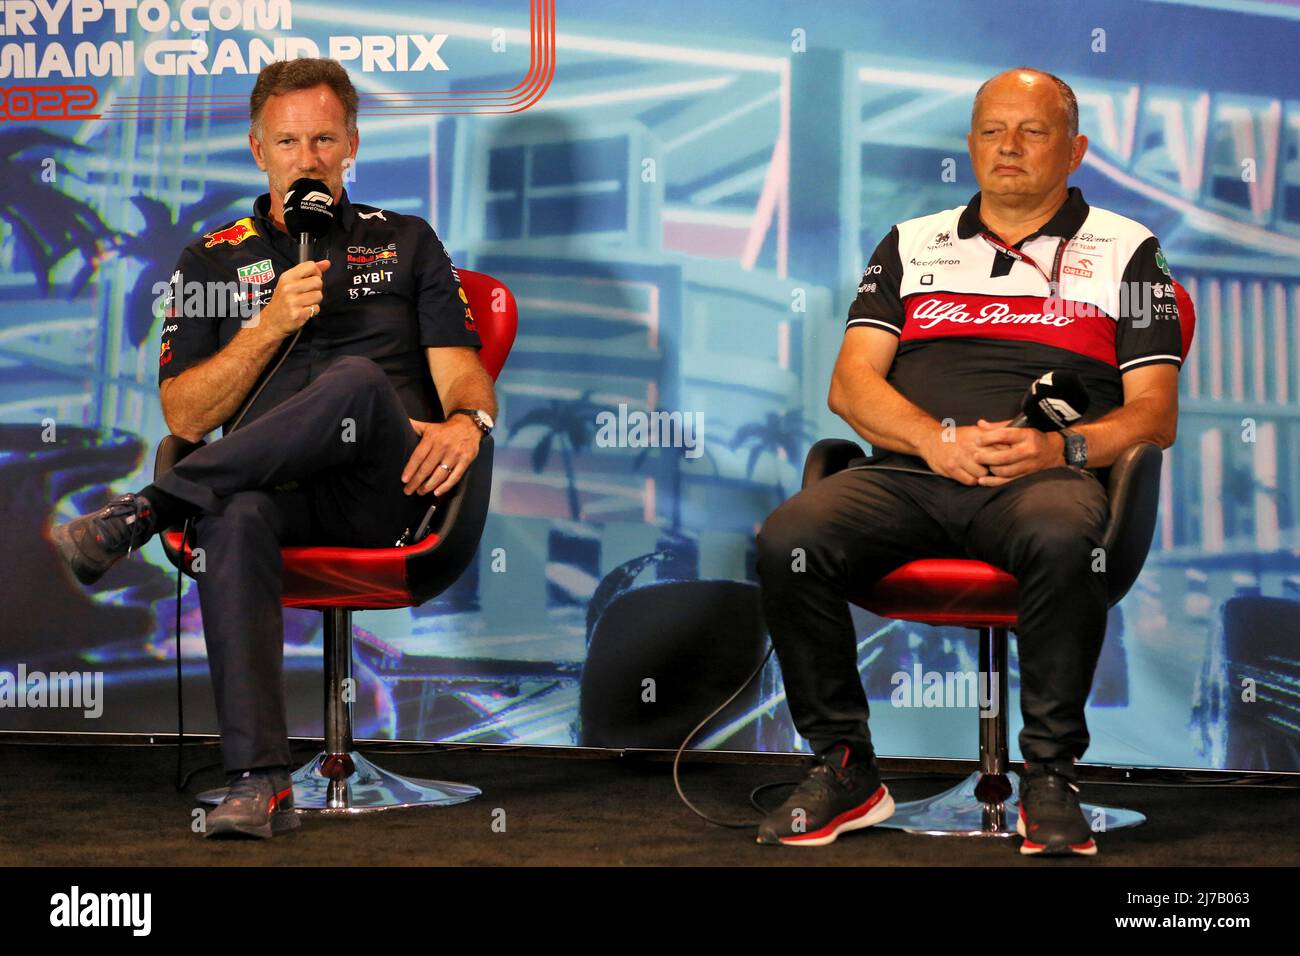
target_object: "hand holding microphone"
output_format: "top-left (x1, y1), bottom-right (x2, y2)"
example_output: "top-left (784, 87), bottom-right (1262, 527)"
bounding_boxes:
top-left (261, 259), bottom-right (332, 338)
top-left (228, 180), bottom-right (337, 431)
top-left (259, 178), bottom-right (336, 339)
top-left (972, 371), bottom-right (1092, 486)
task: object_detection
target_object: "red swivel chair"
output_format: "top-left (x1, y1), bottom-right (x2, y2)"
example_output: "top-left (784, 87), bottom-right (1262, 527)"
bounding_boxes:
top-left (152, 270), bottom-right (517, 812)
top-left (801, 282), bottom-right (1196, 837)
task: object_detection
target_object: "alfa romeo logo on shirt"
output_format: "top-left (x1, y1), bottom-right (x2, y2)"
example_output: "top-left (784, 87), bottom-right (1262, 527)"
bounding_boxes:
top-left (1154, 249), bottom-right (1170, 276)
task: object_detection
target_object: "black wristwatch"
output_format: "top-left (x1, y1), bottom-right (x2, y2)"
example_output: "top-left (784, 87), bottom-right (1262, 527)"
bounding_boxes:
top-left (1061, 427), bottom-right (1088, 468)
top-left (451, 408), bottom-right (494, 436)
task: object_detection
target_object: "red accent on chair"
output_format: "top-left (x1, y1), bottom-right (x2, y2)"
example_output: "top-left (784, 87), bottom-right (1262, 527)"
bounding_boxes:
top-left (160, 530), bottom-right (442, 609)
top-left (853, 559), bottom-right (1019, 627)
top-left (157, 268), bottom-right (516, 611)
top-left (459, 270), bottom-right (516, 381)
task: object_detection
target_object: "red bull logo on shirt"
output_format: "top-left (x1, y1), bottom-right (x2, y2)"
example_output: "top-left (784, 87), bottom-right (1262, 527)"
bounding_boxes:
top-left (203, 218), bottom-right (258, 249)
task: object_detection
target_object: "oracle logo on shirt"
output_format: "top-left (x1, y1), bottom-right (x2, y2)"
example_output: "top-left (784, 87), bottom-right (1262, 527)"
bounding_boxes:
top-left (903, 292), bottom-right (1117, 367)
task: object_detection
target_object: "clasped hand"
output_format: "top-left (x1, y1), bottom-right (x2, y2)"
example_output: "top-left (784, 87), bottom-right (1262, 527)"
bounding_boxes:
top-left (922, 418), bottom-right (1065, 487)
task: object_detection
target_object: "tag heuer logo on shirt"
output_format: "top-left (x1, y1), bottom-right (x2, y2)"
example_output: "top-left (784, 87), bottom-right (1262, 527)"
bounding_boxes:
top-left (237, 259), bottom-right (275, 285)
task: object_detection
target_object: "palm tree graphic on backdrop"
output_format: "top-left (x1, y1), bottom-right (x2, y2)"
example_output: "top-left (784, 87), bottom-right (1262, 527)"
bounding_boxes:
top-left (116, 189), bottom-right (247, 347)
top-left (730, 409), bottom-right (814, 500)
top-left (0, 129), bottom-right (113, 296)
top-left (510, 391), bottom-right (605, 521)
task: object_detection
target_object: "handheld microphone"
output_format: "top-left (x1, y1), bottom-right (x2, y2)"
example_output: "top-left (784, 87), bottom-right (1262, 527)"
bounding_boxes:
top-left (282, 177), bottom-right (335, 264)
top-left (1009, 370), bottom-right (1090, 431)
top-left (227, 180), bottom-right (335, 434)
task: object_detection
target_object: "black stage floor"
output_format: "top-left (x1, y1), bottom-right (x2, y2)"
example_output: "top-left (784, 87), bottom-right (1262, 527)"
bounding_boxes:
top-left (2, 741), bottom-right (1296, 867)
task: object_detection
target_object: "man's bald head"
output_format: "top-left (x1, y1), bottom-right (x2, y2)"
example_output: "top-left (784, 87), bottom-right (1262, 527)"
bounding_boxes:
top-left (972, 68), bottom-right (1078, 139)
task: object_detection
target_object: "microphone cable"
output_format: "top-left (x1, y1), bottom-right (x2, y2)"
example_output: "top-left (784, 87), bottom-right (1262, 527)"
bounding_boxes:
top-left (672, 642), bottom-right (776, 828)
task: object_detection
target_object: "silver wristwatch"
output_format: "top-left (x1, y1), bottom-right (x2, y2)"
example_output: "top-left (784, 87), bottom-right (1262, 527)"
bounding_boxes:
top-left (451, 408), bottom-right (494, 436)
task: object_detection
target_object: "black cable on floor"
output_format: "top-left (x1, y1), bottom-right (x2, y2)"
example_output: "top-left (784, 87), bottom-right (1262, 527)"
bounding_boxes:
top-left (672, 643), bottom-right (775, 829)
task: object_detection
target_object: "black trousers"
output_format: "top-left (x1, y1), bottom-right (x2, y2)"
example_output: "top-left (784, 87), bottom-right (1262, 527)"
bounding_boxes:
top-left (153, 355), bottom-right (430, 772)
top-left (756, 463), bottom-right (1110, 766)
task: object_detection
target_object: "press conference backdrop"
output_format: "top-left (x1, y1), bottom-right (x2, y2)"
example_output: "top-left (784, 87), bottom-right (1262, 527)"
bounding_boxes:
top-left (4, 0), bottom-right (1299, 773)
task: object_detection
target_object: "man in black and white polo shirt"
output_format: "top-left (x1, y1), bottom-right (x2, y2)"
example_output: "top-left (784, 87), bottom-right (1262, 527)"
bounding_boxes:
top-left (755, 68), bottom-right (1182, 854)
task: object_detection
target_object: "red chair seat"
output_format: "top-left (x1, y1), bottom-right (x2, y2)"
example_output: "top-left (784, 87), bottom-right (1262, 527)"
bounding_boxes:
top-left (161, 530), bottom-right (440, 610)
top-left (851, 558), bottom-right (1019, 627)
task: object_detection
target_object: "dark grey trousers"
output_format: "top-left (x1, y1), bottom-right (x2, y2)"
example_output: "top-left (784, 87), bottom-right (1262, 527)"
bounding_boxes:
top-left (154, 355), bottom-right (430, 771)
top-left (756, 464), bottom-right (1110, 766)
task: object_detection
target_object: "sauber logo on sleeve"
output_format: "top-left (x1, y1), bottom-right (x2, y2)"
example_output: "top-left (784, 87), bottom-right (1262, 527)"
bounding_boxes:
top-left (857, 263), bottom-right (882, 293)
top-left (203, 218), bottom-right (258, 248)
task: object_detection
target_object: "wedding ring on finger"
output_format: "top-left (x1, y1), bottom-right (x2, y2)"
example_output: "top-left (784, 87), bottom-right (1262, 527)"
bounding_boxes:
top-left (438, 463), bottom-right (453, 473)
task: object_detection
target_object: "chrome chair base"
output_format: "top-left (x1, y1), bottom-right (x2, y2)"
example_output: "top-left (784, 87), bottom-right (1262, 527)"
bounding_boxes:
top-left (876, 770), bottom-right (1146, 837)
top-left (197, 751), bottom-right (482, 813)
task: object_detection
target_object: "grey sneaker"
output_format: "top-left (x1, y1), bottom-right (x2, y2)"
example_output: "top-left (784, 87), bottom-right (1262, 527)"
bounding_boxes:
top-left (49, 493), bottom-right (159, 586)
top-left (1017, 761), bottom-right (1098, 856)
top-left (204, 769), bottom-right (300, 840)
top-left (757, 745), bottom-right (894, 847)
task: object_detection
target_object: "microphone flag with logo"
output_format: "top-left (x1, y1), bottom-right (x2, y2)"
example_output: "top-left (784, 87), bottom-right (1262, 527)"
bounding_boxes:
top-left (1009, 370), bottom-right (1091, 431)
top-left (283, 178), bottom-right (335, 263)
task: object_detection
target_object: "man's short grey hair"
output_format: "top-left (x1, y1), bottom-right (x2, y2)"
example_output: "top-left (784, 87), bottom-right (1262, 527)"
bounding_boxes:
top-left (971, 68), bottom-right (1079, 139)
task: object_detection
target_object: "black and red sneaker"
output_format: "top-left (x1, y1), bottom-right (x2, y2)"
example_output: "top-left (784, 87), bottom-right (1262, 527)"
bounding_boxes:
top-left (1016, 762), bottom-right (1097, 856)
top-left (757, 745), bottom-right (894, 847)
top-left (49, 492), bottom-right (159, 586)
top-left (204, 769), bottom-right (300, 840)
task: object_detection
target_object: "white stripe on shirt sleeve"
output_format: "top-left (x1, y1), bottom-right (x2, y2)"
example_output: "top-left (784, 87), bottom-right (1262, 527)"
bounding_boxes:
top-left (846, 317), bottom-right (902, 336)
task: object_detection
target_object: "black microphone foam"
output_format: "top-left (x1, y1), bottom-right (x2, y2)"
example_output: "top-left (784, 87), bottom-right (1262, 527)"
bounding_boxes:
top-left (283, 178), bottom-right (334, 261)
top-left (1010, 370), bottom-right (1090, 431)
